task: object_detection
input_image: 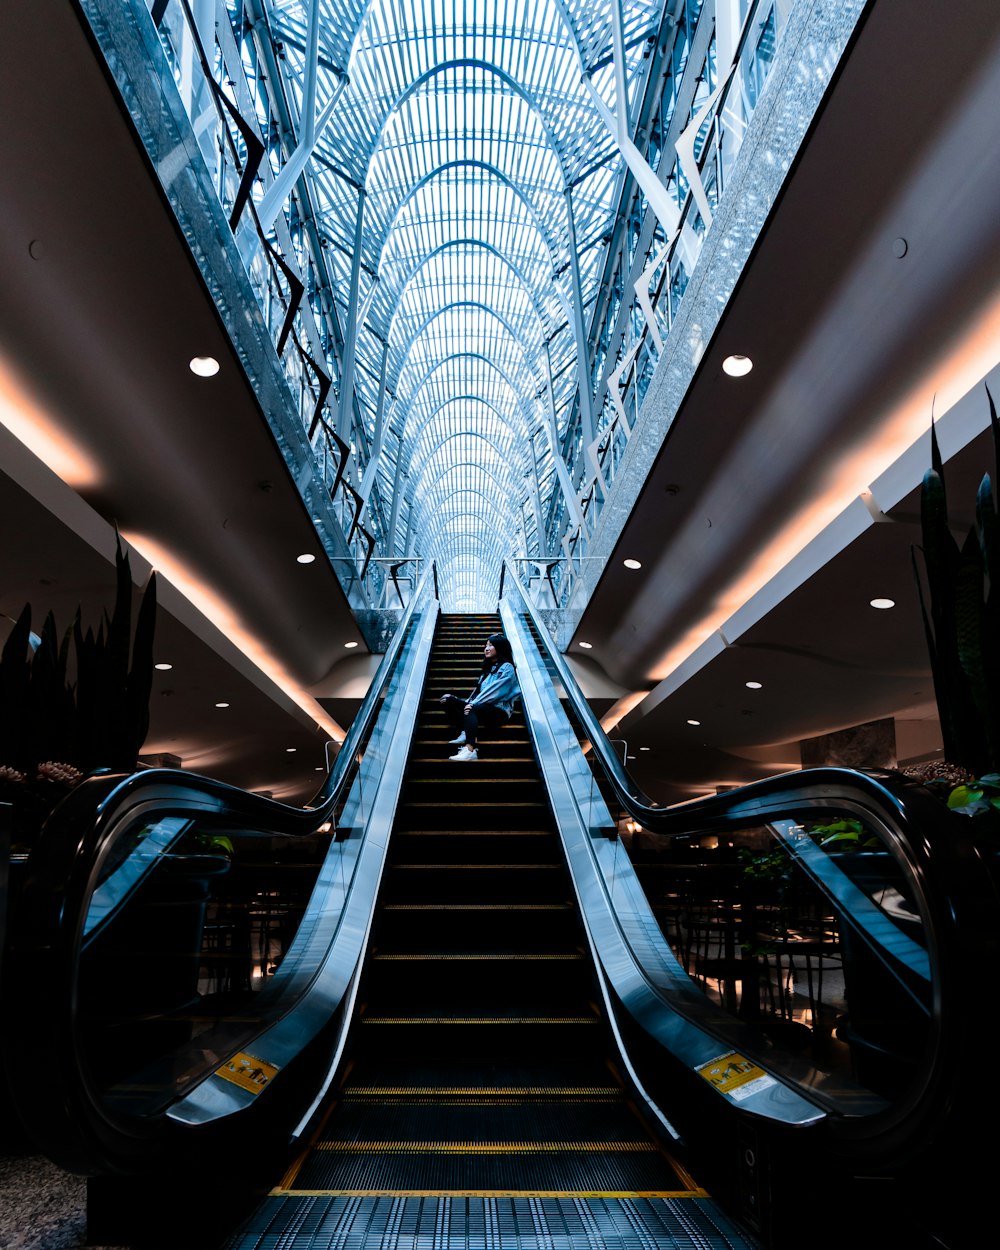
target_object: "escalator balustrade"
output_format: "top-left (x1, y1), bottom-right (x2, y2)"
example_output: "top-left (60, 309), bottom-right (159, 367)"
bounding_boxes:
top-left (224, 613), bottom-right (761, 1249)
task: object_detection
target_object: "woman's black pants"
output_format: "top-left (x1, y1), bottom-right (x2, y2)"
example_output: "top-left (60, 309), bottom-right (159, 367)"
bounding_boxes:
top-left (441, 695), bottom-right (507, 748)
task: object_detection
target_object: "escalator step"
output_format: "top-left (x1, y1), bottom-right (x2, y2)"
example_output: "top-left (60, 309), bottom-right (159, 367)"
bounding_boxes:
top-left (373, 910), bottom-right (576, 948)
top-left (357, 1016), bottom-right (601, 1059)
top-left (388, 830), bottom-right (559, 864)
top-left (365, 953), bottom-right (590, 1005)
top-left (342, 1089), bottom-right (621, 1102)
top-left (398, 802), bottom-right (550, 830)
top-left (370, 952), bottom-right (583, 961)
top-left (342, 1060), bottom-right (619, 1092)
top-left (286, 1148), bottom-right (692, 1194)
top-left (360, 1014), bottom-right (598, 1025)
top-left (379, 902), bottom-right (570, 911)
top-left (314, 1100), bottom-right (646, 1143)
top-left (380, 864), bottom-right (567, 904)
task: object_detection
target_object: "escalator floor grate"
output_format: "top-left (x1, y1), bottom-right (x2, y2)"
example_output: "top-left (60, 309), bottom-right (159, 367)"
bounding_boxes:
top-left (221, 1195), bottom-right (764, 1248)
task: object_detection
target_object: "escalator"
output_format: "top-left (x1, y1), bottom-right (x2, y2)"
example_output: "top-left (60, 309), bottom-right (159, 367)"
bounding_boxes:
top-left (224, 612), bottom-right (757, 1248)
top-left (3, 568), bottom-right (998, 1249)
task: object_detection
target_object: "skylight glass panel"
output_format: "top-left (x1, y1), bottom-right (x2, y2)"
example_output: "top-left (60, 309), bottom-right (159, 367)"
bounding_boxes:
top-left (250, 0), bottom-right (666, 607)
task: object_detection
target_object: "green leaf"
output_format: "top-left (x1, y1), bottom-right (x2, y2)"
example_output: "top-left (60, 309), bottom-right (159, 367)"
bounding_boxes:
top-left (947, 784), bottom-right (982, 808)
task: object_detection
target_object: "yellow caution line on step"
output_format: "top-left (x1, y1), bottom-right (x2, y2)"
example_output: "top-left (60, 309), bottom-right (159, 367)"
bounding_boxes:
top-left (391, 864), bottom-right (561, 870)
top-left (313, 1140), bottom-right (657, 1153)
top-left (373, 953), bottom-right (581, 961)
top-left (361, 1016), bottom-right (596, 1025)
top-left (344, 1087), bottom-right (619, 1096)
top-left (335, 1100), bottom-right (620, 1110)
top-left (383, 903), bottom-right (569, 910)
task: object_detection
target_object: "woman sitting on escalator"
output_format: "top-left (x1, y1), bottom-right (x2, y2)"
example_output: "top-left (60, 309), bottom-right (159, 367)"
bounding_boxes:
top-left (439, 633), bottom-right (519, 762)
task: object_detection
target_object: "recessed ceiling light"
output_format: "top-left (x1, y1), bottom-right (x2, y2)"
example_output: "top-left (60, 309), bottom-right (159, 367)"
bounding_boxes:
top-left (722, 353), bottom-right (753, 377)
top-left (154, 662), bottom-right (173, 671)
top-left (639, 746), bottom-right (650, 751)
top-left (623, 558), bottom-right (642, 570)
top-left (578, 641), bottom-right (593, 649)
top-left (286, 747), bottom-right (297, 753)
top-left (745, 681), bottom-right (763, 689)
top-left (687, 718), bottom-right (701, 726)
top-left (215, 702), bottom-right (230, 708)
top-left (297, 553), bottom-right (316, 564)
top-left (626, 755), bottom-right (636, 760)
top-left (870, 597), bottom-right (895, 609)
top-left (189, 355), bottom-right (220, 377)
top-left (344, 641), bottom-right (359, 648)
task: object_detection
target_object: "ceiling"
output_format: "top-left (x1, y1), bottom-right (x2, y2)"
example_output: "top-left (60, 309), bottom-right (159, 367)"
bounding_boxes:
top-left (572, 0), bottom-right (1000, 802)
top-left (0, 0), bottom-right (367, 802)
top-left (3, 0), bottom-right (1000, 808)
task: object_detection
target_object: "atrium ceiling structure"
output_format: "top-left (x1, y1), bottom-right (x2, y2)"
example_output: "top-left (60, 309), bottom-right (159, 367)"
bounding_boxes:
top-left (237, 0), bottom-right (664, 609)
top-left (8, 0), bottom-right (1000, 807)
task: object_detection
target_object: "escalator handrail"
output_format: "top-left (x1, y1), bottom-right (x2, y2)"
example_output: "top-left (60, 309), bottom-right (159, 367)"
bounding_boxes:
top-left (82, 560), bottom-right (437, 842)
top-left (501, 560), bottom-right (945, 840)
top-left (6, 571), bottom-right (440, 1172)
top-left (502, 562), bottom-right (1000, 1159)
top-left (311, 561), bottom-right (438, 808)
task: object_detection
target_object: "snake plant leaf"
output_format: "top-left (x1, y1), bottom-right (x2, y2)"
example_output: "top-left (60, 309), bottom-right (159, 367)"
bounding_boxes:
top-left (930, 411), bottom-right (946, 488)
top-left (987, 383), bottom-right (1000, 505)
top-left (912, 545), bottom-right (961, 762)
top-left (126, 571), bottom-right (157, 765)
top-left (977, 473), bottom-right (999, 589)
top-left (954, 527), bottom-right (992, 773)
top-left (919, 386), bottom-right (1000, 775)
top-left (919, 468), bottom-right (960, 645)
top-left (0, 605), bottom-right (32, 770)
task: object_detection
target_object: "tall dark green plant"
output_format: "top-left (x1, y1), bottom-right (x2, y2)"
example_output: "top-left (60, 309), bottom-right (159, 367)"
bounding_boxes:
top-left (913, 385), bottom-right (1000, 777)
top-left (0, 534), bottom-right (157, 777)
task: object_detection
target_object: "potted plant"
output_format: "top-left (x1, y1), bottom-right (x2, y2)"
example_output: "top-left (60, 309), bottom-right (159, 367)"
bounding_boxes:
top-left (0, 534), bottom-right (156, 853)
top-left (912, 385), bottom-right (1000, 779)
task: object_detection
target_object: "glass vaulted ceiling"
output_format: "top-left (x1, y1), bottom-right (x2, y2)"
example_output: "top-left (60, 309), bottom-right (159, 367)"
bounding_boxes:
top-left (254, 0), bottom-right (661, 610)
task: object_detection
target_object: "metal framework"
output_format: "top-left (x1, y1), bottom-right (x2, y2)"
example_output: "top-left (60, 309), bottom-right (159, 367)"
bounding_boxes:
top-left (144, 0), bottom-right (790, 609)
top-left (232, 0), bottom-right (662, 608)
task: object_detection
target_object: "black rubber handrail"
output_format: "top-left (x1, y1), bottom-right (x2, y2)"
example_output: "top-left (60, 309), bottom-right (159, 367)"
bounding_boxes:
top-left (501, 561), bottom-right (1000, 1169)
top-left (2, 566), bottom-right (438, 1172)
top-left (503, 561), bottom-right (938, 839)
top-left (73, 560), bottom-right (437, 845)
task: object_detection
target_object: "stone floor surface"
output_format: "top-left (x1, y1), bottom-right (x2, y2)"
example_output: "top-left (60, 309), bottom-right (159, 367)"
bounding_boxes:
top-left (0, 1152), bottom-right (123, 1250)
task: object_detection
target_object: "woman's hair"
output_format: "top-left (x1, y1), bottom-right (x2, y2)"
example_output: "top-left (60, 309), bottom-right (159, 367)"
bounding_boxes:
top-left (483, 632), bottom-right (515, 670)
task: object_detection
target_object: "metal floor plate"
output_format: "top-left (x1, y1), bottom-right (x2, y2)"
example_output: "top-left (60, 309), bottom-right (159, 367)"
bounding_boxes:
top-left (221, 1194), bottom-right (765, 1249)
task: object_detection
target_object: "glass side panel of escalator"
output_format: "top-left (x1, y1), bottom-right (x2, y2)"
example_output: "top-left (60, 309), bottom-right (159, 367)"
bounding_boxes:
top-left (77, 814), bottom-right (334, 1119)
top-left (628, 809), bottom-right (931, 1109)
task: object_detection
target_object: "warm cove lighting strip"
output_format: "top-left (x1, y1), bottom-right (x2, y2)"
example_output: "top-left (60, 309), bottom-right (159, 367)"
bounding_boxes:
top-left (1, 365), bottom-right (346, 746)
top-left (638, 294), bottom-right (1000, 708)
top-left (0, 360), bottom-right (345, 744)
top-left (0, 358), bottom-right (101, 489)
top-left (120, 533), bottom-right (345, 743)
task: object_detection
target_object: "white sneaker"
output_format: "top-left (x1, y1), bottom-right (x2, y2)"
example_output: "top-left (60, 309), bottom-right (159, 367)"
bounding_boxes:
top-left (448, 732), bottom-right (466, 745)
top-left (449, 745), bottom-right (478, 761)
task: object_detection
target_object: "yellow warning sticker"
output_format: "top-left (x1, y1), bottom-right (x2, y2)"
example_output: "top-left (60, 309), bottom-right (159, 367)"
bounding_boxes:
top-left (696, 1052), bottom-right (774, 1102)
top-left (217, 1051), bottom-right (280, 1095)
